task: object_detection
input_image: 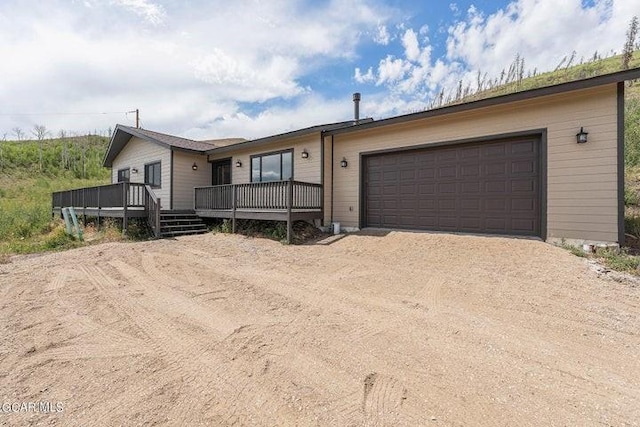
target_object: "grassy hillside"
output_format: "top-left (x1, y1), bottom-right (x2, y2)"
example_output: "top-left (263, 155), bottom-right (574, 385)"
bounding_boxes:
top-left (0, 135), bottom-right (111, 256)
top-left (447, 50), bottom-right (640, 105)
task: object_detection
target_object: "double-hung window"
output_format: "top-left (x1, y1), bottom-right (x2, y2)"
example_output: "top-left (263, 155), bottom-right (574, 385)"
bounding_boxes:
top-left (145, 161), bottom-right (161, 188)
top-left (250, 150), bottom-right (292, 182)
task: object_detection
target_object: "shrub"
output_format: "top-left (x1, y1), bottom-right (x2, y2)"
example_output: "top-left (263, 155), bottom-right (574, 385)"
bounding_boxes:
top-left (44, 226), bottom-right (75, 249)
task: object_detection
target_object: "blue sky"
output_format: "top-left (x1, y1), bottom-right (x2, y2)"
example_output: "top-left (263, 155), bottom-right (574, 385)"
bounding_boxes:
top-left (0, 0), bottom-right (637, 140)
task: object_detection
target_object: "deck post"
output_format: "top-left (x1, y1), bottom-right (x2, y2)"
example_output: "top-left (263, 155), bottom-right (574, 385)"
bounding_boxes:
top-left (286, 179), bottom-right (293, 244)
top-left (97, 186), bottom-right (101, 231)
top-left (82, 188), bottom-right (86, 225)
top-left (231, 185), bottom-right (237, 234)
top-left (122, 183), bottom-right (128, 235)
top-left (155, 197), bottom-right (161, 238)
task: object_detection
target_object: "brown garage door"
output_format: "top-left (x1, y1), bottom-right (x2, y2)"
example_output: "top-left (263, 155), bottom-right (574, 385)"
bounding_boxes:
top-left (363, 137), bottom-right (541, 236)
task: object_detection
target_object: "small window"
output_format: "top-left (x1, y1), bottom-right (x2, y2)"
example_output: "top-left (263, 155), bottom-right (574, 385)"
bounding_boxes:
top-left (250, 150), bottom-right (293, 182)
top-left (144, 162), bottom-right (161, 188)
top-left (117, 168), bottom-right (130, 183)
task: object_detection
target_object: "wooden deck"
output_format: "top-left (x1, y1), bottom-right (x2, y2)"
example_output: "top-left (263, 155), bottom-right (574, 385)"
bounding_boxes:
top-left (53, 180), bottom-right (323, 242)
top-left (52, 182), bottom-right (161, 237)
top-left (195, 180), bottom-right (323, 242)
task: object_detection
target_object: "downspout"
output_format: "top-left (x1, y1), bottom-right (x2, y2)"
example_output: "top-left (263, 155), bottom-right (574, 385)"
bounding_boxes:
top-left (330, 134), bottom-right (334, 226)
top-left (320, 130), bottom-right (325, 227)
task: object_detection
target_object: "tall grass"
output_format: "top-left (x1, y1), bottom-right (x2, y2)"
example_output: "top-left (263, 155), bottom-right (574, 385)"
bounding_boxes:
top-left (0, 135), bottom-right (111, 255)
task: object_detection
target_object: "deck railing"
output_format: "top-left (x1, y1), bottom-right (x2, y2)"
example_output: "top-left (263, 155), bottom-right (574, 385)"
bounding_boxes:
top-left (194, 180), bottom-right (323, 211)
top-left (52, 182), bottom-right (160, 237)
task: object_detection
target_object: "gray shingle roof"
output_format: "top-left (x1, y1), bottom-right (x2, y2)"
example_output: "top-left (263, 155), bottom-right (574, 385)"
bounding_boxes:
top-left (103, 125), bottom-right (247, 167)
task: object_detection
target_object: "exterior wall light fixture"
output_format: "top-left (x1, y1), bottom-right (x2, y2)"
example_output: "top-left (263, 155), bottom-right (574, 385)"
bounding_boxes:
top-left (340, 158), bottom-right (348, 168)
top-left (576, 127), bottom-right (588, 144)
top-left (192, 162), bottom-right (198, 171)
top-left (131, 168), bottom-right (138, 174)
top-left (235, 160), bottom-right (242, 167)
top-left (301, 149), bottom-right (309, 159)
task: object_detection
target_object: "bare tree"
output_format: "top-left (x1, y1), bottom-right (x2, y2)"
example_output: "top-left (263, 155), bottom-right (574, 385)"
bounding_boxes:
top-left (12, 127), bottom-right (24, 141)
top-left (32, 124), bottom-right (49, 172)
top-left (59, 129), bottom-right (69, 169)
top-left (622, 16), bottom-right (638, 70)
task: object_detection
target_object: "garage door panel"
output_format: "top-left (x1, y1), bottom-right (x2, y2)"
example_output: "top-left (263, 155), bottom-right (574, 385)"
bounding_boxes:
top-left (512, 179), bottom-right (535, 192)
top-left (511, 140), bottom-right (535, 154)
top-left (461, 182), bottom-right (480, 193)
top-left (485, 218), bottom-right (508, 230)
top-left (461, 146), bottom-right (480, 159)
top-left (461, 198), bottom-right (481, 211)
top-left (486, 162), bottom-right (507, 176)
top-left (418, 199), bottom-right (436, 209)
top-left (418, 183), bottom-right (436, 195)
top-left (485, 199), bottom-right (508, 211)
top-left (484, 144), bottom-right (507, 157)
top-left (438, 217), bottom-right (458, 229)
top-left (461, 164), bottom-right (480, 177)
top-left (418, 168), bottom-right (436, 179)
top-left (512, 218), bottom-right (536, 233)
top-left (486, 181), bottom-right (506, 193)
top-left (439, 166), bottom-right (457, 178)
top-left (512, 160), bottom-right (534, 174)
top-left (364, 137), bottom-right (541, 236)
top-left (460, 217), bottom-right (482, 229)
top-left (437, 149), bottom-right (457, 161)
top-left (439, 182), bottom-right (457, 193)
top-left (512, 198), bottom-right (535, 211)
top-left (439, 199), bottom-right (456, 210)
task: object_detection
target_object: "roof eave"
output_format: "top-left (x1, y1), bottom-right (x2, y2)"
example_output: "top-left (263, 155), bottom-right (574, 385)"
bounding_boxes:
top-left (205, 120), bottom-right (369, 155)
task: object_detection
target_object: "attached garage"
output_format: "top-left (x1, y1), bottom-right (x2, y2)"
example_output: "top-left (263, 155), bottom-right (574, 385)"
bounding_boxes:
top-left (324, 70), bottom-right (640, 245)
top-left (362, 135), bottom-right (543, 237)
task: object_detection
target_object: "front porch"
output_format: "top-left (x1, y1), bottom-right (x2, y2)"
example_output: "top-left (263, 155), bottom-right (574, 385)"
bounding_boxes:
top-left (52, 180), bottom-right (323, 243)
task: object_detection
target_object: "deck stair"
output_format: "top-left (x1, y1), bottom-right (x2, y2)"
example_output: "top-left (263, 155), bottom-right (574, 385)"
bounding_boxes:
top-left (159, 211), bottom-right (208, 238)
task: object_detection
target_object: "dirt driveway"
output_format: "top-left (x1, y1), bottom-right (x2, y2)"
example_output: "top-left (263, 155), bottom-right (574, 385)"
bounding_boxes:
top-left (0, 231), bottom-right (639, 426)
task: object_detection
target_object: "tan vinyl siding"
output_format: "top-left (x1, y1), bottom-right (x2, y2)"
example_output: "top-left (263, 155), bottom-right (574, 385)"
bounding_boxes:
top-left (208, 134), bottom-right (322, 185)
top-left (172, 151), bottom-right (210, 210)
top-left (110, 136), bottom-right (171, 210)
top-left (332, 84), bottom-right (619, 242)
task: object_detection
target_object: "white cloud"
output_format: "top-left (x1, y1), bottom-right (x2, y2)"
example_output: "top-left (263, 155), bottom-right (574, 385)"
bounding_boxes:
top-left (376, 55), bottom-right (410, 85)
top-left (402, 29), bottom-right (421, 62)
top-left (112, 0), bottom-right (166, 25)
top-left (354, 67), bottom-right (376, 84)
top-left (373, 24), bottom-right (391, 45)
top-left (0, 0), bottom-right (388, 138)
top-left (353, 0), bottom-right (640, 119)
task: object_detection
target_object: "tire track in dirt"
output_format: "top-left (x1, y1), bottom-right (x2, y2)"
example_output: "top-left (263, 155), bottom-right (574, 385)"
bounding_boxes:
top-left (362, 372), bottom-right (408, 427)
top-left (79, 264), bottom-right (315, 426)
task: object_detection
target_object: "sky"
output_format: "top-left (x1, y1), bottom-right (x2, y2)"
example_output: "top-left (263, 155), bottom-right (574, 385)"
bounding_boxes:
top-left (0, 0), bottom-right (638, 141)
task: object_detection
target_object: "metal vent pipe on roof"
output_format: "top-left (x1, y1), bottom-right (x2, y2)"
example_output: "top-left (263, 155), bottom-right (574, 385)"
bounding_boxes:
top-left (353, 92), bottom-right (361, 122)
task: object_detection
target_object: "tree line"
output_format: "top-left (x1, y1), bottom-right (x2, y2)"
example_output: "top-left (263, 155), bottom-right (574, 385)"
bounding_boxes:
top-left (0, 129), bottom-right (110, 180)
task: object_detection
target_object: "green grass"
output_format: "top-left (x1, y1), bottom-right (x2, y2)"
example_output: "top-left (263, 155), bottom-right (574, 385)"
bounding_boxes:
top-left (455, 50), bottom-right (640, 105)
top-left (0, 135), bottom-right (111, 256)
top-left (597, 248), bottom-right (640, 273)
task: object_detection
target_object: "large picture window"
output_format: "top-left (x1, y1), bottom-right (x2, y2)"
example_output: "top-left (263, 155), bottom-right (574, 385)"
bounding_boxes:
top-left (251, 150), bottom-right (292, 182)
top-left (117, 168), bottom-right (130, 183)
top-left (144, 161), bottom-right (161, 188)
